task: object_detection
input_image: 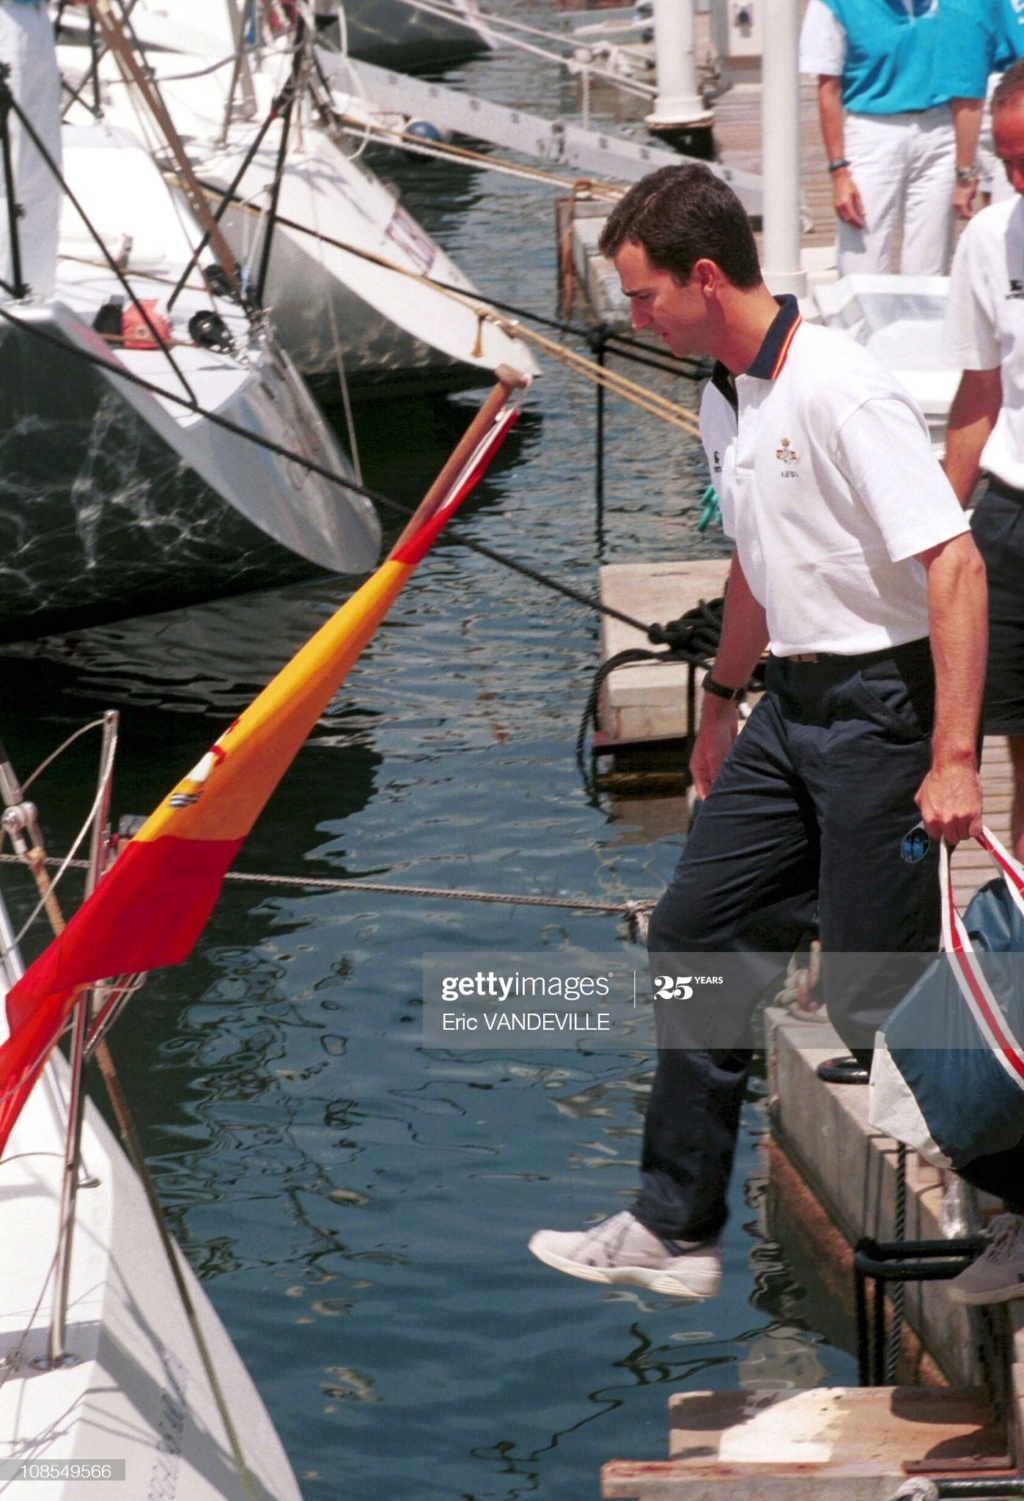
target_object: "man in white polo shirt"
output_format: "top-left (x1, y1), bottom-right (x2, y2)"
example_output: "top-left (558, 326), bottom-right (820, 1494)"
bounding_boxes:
top-left (528, 164), bottom-right (986, 1302)
top-left (0, 0), bottom-right (61, 300)
top-left (944, 61), bottom-right (1024, 867)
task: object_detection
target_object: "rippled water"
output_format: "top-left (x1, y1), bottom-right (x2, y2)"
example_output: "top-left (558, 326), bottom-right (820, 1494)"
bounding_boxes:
top-left (0, 11), bottom-right (858, 1497)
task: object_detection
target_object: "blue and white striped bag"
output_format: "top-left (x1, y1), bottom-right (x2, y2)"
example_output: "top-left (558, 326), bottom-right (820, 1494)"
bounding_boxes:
top-left (868, 829), bottom-right (1024, 1170)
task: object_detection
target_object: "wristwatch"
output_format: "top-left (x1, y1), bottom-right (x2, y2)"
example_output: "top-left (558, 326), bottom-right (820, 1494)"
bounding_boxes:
top-left (956, 164), bottom-right (980, 184)
top-left (827, 158), bottom-right (851, 174)
top-left (702, 674), bottom-right (746, 703)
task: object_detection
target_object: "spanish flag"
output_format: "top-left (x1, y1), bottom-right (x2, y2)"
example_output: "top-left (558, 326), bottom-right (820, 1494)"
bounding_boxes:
top-left (0, 369), bottom-right (528, 1153)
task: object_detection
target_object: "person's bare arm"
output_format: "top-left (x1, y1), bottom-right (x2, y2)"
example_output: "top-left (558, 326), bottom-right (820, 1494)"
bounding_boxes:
top-left (817, 75), bottom-right (866, 230)
top-left (914, 532), bottom-right (987, 842)
top-left (689, 555), bottom-right (769, 799)
top-left (951, 98), bottom-right (984, 220)
top-left (944, 366), bottom-right (1002, 505)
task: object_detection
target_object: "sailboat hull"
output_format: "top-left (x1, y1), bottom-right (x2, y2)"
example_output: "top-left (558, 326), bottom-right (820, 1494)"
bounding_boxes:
top-left (197, 133), bottom-right (536, 392)
top-left (0, 1048), bottom-right (303, 1500)
top-left (327, 0), bottom-right (494, 69)
top-left (0, 306), bottom-right (379, 642)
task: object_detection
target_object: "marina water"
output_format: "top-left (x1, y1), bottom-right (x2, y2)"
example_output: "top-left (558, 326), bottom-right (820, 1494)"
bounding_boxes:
top-left (0, 10), bottom-right (858, 1496)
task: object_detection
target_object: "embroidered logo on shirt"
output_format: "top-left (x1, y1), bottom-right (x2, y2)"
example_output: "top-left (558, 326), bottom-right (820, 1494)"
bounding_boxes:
top-left (1007, 279), bottom-right (1024, 300)
top-left (712, 448), bottom-right (722, 475)
top-left (775, 438), bottom-right (799, 478)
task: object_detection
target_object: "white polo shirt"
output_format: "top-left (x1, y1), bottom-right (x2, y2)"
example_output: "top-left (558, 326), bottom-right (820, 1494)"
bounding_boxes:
top-left (944, 195), bottom-right (1024, 489)
top-left (701, 298), bottom-right (969, 657)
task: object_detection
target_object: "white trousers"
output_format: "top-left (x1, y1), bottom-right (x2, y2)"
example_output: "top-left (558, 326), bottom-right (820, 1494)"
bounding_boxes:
top-left (0, 1), bottom-right (61, 301)
top-left (838, 106), bottom-right (956, 278)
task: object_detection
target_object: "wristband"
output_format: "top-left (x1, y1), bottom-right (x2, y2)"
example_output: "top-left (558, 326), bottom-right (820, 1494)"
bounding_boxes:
top-left (827, 158), bottom-right (850, 174)
top-left (702, 673), bottom-right (746, 703)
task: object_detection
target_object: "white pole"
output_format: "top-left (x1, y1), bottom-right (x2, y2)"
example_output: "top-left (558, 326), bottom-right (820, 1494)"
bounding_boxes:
top-left (646, 0), bottom-right (712, 130)
top-left (760, 0), bottom-right (807, 297)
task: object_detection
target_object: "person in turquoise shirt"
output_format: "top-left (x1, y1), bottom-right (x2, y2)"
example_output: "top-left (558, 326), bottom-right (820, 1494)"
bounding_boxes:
top-left (799, 0), bottom-right (959, 275)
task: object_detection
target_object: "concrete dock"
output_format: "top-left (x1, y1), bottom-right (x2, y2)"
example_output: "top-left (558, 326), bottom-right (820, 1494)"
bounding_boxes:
top-left (598, 558), bottom-right (730, 745)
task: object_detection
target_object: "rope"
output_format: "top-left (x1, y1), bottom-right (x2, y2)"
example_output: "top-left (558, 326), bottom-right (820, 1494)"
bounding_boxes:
top-left (0, 850), bottom-right (652, 919)
top-left (520, 323), bottom-right (701, 438)
top-left (575, 597), bottom-right (730, 794)
top-left (884, 1141), bottom-right (907, 1384)
top-left (330, 110), bottom-right (629, 193)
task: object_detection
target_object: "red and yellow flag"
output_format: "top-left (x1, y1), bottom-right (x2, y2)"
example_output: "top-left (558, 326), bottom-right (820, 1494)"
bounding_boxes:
top-left (0, 370), bottom-right (528, 1153)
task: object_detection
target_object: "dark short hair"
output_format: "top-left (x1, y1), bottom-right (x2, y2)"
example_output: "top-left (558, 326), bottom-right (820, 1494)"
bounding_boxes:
top-left (598, 164), bottom-right (761, 289)
top-left (993, 57), bottom-right (1024, 116)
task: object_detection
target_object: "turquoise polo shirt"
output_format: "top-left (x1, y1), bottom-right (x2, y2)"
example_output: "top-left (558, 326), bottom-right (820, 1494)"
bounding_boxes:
top-left (821, 0), bottom-right (948, 114)
top-left (936, 0), bottom-right (1019, 100)
top-left (1004, 0), bottom-right (1024, 62)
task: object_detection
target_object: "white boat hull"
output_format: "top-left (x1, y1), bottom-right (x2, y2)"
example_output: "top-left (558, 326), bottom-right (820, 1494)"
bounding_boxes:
top-left (811, 273), bottom-right (955, 454)
top-left (0, 121), bottom-right (381, 641)
top-left (0, 300), bottom-right (379, 639)
top-left (0, 1051), bottom-right (302, 1500)
top-left (192, 130), bottom-right (535, 389)
top-left (59, 30), bottom-right (536, 392)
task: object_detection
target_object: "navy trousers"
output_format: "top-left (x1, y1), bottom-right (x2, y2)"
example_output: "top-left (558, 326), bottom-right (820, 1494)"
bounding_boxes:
top-left (638, 640), bottom-right (941, 1243)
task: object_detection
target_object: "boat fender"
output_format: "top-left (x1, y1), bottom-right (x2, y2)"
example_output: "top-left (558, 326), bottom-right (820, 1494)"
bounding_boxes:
top-left (404, 118), bottom-right (451, 147)
top-left (92, 296), bottom-right (125, 337)
top-left (188, 310), bottom-right (234, 353)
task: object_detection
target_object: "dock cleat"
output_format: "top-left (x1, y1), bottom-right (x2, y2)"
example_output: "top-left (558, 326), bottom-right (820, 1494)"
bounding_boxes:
top-left (947, 1213), bottom-right (1024, 1305)
top-left (528, 1209), bottom-right (721, 1299)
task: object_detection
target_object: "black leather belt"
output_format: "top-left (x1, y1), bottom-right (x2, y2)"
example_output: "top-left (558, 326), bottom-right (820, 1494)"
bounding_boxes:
top-left (778, 639), bottom-right (929, 668)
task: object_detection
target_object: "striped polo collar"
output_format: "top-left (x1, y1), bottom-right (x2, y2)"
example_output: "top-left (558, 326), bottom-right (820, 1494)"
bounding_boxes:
top-left (710, 294), bottom-right (802, 410)
top-left (746, 294), bottom-right (803, 379)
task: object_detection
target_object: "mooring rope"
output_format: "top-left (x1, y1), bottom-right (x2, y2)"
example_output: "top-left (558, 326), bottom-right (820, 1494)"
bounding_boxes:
top-left (0, 850), bottom-right (653, 920)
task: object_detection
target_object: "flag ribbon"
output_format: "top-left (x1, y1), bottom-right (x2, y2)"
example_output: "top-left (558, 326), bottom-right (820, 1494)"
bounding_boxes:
top-left (0, 366), bottom-right (530, 1153)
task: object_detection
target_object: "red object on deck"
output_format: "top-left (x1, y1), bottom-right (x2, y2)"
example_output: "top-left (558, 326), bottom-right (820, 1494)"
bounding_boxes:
top-left (121, 299), bottom-right (171, 349)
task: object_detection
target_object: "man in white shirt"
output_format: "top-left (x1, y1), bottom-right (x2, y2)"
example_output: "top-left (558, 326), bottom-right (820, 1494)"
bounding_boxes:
top-left (945, 60), bottom-right (1024, 866)
top-left (528, 164), bottom-right (986, 1303)
top-left (0, 0), bottom-right (61, 301)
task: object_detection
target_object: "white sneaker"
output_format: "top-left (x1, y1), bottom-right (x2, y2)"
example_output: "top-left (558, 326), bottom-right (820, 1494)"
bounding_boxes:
top-left (947, 1213), bottom-right (1024, 1305)
top-left (528, 1209), bottom-right (721, 1299)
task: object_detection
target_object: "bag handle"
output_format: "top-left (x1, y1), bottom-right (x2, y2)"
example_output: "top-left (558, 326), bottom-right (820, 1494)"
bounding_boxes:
top-left (941, 826), bottom-right (1024, 953)
top-left (939, 827), bottom-right (1024, 1090)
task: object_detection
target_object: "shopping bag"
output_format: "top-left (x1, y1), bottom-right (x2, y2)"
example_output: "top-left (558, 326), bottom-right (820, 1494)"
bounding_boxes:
top-left (868, 828), bottom-right (1024, 1169)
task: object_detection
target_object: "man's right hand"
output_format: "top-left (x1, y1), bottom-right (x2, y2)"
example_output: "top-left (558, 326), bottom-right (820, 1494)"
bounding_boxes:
top-left (832, 167), bottom-right (866, 230)
top-left (689, 701), bottom-right (740, 800)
